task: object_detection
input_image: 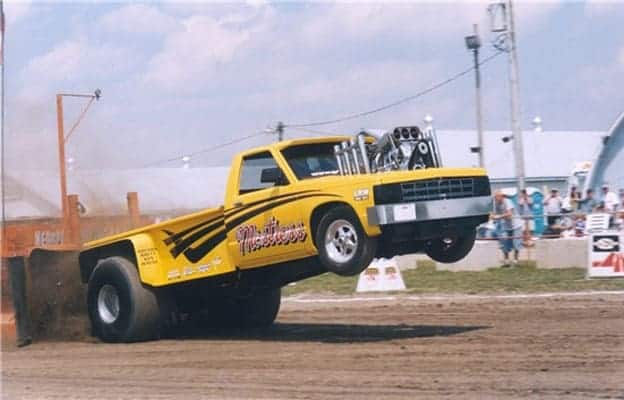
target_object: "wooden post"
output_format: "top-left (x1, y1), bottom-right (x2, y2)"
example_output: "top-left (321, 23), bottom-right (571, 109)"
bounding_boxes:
top-left (127, 192), bottom-right (141, 229)
top-left (56, 95), bottom-right (69, 238)
top-left (67, 194), bottom-right (81, 246)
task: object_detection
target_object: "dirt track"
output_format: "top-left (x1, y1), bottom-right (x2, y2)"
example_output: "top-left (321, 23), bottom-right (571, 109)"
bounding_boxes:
top-left (2, 293), bottom-right (624, 399)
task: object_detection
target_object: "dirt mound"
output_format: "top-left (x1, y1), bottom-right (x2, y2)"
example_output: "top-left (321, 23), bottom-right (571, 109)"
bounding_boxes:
top-left (26, 250), bottom-right (90, 341)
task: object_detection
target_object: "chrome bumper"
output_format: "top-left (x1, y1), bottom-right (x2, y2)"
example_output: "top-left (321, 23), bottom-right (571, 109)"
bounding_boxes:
top-left (367, 195), bottom-right (492, 225)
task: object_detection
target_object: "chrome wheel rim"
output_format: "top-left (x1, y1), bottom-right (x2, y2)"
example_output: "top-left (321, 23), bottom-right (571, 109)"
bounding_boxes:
top-left (97, 284), bottom-right (120, 324)
top-left (324, 219), bottom-right (358, 263)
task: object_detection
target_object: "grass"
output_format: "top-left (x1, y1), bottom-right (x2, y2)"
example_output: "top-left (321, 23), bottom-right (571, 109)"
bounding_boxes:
top-left (283, 264), bottom-right (624, 296)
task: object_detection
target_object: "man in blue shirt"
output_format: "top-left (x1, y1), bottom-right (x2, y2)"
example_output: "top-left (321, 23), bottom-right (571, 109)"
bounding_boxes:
top-left (578, 189), bottom-right (598, 214)
top-left (492, 190), bottom-right (523, 267)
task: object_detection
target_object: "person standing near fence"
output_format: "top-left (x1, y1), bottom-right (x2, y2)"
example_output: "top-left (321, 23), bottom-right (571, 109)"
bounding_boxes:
top-left (578, 188), bottom-right (598, 214)
top-left (544, 189), bottom-right (563, 230)
top-left (601, 184), bottom-right (618, 213)
top-left (492, 190), bottom-right (523, 267)
top-left (563, 185), bottom-right (581, 212)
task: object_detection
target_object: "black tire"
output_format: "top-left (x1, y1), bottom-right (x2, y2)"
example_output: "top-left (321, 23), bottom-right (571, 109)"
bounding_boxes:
top-left (425, 230), bottom-right (477, 264)
top-left (211, 289), bottom-right (281, 329)
top-left (237, 289), bottom-right (281, 328)
top-left (87, 257), bottom-right (161, 342)
top-left (315, 205), bottom-right (377, 276)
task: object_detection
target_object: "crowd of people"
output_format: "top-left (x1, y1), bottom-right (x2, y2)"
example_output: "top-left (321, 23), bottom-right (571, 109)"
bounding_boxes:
top-left (489, 183), bottom-right (624, 267)
top-left (542, 183), bottom-right (624, 235)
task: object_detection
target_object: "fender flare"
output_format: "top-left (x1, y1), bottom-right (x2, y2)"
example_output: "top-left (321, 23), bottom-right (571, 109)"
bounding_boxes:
top-left (79, 234), bottom-right (159, 286)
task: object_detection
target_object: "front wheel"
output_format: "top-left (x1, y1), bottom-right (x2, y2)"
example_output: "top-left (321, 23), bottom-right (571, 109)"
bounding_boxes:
top-left (425, 230), bottom-right (477, 264)
top-left (315, 205), bottom-right (377, 276)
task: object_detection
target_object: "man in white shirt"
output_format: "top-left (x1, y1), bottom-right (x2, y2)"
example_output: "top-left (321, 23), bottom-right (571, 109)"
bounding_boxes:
top-left (543, 189), bottom-right (562, 229)
top-left (601, 184), bottom-right (618, 212)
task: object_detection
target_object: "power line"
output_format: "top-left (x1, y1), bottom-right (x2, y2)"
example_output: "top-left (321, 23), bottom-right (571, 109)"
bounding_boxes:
top-left (143, 51), bottom-right (503, 168)
top-left (292, 127), bottom-right (349, 137)
top-left (144, 131), bottom-right (266, 167)
top-left (64, 96), bottom-right (96, 142)
top-left (284, 50), bottom-right (504, 129)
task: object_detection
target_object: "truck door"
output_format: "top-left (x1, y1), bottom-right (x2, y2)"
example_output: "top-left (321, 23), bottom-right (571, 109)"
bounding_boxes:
top-left (226, 151), bottom-right (307, 269)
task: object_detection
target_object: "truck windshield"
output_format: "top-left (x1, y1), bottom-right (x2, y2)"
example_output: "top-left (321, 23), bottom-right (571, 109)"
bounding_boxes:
top-left (282, 143), bottom-right (340, 180)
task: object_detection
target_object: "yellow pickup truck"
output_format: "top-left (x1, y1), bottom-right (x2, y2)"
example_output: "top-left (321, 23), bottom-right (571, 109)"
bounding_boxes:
top-left (79, 127), bottom-right (491, 342)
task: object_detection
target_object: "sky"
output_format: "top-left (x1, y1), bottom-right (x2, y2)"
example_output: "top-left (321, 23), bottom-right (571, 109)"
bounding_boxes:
top-left (4, 0), bottom-right (624, 170)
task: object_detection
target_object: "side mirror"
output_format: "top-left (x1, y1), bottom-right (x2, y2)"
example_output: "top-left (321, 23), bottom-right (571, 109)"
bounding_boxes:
top-left (260, 167), bottom-right (287, 185)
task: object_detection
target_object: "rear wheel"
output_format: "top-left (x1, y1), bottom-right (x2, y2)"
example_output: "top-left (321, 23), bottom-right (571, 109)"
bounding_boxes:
top-left (237, 289), bottom-right (281, 328)
top-left (87, 257), bottom-right (161, 342)
top-left (425, 230), bottom-right (477, 264)
top-left (210, 289), bottom-right (281, 329)
top-left (316, 205), bottom-right (377, 276)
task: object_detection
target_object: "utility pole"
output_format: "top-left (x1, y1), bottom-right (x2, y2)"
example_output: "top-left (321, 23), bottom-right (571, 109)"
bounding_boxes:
top-left (1, 0), bottom-right (6, 237)
top-left (465, 24), bottom-right (485, 168)
top-left (56, 95), bottom-right (68, 225)
top-left (276, 121), bottom-right (284, 142)
top-left (488, 0), bottom-right (526, 190)
top-left (55, 90), bottom-right (101, 236)
top-left (507, 0), bottom-right (526, 190)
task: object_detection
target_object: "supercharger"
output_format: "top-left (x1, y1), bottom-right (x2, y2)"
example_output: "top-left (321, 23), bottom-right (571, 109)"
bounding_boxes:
top-left (333, 125), bottom-right (443, 175)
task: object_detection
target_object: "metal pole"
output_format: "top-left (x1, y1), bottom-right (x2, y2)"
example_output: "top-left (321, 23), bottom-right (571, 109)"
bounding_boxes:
top-left (276, 121), bottom-right (284, 142)
top-left (507, 0), bottom-right (526, 190)
top-left (1, 0), bottom-right (6, 260)
top-left (55, 94), bottom-right (69, 233)
top-left (473, 24), bottom-right (485, 168)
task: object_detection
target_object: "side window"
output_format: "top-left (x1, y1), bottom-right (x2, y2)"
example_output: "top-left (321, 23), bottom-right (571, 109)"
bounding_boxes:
top-left (239, 152), bottom-right (285, 194)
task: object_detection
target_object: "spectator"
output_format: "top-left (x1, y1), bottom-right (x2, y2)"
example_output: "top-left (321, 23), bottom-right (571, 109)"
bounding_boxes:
top-left (517, 189), bottom-right (533, 244)
top-left (517, 189), bottom-right (533, 217)
top-left (492, 190), bottom-right (523, 267)
top-left (543, 188), bottom-right (562, 229)
top-left (578, 189), bottom-right (598, 214)
top-left (563, 185), bottom-right (581, 212)
top-left (601, 184), bottom-right (618, 212)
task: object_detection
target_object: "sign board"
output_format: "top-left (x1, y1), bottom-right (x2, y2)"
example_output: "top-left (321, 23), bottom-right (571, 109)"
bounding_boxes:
top-left (356, 257), bottom-right (406, 292)
top-left (588, 233), bottom-right (624, 278)
top-left (34, 231), bottom-right (64, 247)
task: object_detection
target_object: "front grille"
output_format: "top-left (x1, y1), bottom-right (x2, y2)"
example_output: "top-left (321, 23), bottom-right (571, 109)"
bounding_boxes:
top-left (402, 177), bottom-right (474, 202)
top-left (373, 176), bottom-right (490, 205)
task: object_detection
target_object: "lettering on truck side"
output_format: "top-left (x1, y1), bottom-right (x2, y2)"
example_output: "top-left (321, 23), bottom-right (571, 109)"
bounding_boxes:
top-left (236, 217), bottom-right (307, 256)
